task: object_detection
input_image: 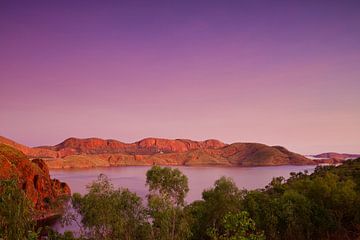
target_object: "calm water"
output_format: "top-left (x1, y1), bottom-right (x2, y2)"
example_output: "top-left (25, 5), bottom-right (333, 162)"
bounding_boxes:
top-left (50, 165), bottom-right (316, 202)
top-left (50, 165), bottom-right (316, 233)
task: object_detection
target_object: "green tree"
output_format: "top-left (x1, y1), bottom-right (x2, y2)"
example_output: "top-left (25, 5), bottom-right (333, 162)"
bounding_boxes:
top-left (146, 166), bottom-right (191, 240)
top-left (241, 160), bottom-right (360, 240)
top-left (207, 211), bottom-right (264, 240)
top-left (187, 177), bottom-right (244, 240)
top-left (72, 174), bottom-right (150, 240)
top-left (0, 179), bottom-right (38, 240)
top-left (146, 166), bottom-right (189, 206)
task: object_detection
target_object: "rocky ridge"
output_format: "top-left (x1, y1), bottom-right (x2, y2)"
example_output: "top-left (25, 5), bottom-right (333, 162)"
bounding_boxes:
top-left (0, 136), bottom-right (314, 169)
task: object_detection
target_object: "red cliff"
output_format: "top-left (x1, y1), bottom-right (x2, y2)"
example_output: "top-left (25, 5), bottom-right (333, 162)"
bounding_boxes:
top-left (0, 144), bottom-right (70, 218)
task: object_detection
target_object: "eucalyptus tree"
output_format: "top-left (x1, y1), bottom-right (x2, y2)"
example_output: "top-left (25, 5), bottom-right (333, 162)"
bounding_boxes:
top-left (146, 166), bottom-right (191, 240)
top-left (72, 174), bottom-right (150, 240)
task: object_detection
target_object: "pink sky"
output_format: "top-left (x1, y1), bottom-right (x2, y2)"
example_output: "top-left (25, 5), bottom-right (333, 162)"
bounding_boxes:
top-left (0, 1), bottom-right (359, 154)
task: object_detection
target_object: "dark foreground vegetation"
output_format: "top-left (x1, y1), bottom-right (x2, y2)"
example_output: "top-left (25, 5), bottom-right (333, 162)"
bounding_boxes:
top-left (1, 159), bottom-right (360, 240)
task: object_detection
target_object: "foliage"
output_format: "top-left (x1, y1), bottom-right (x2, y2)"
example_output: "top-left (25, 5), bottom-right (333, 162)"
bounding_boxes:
top-left (186, 177), bottom-right (244, 239)
top-left (72, 174), bottom-right (150, 240)
top-left (207, 211), bottom-right (264, 240)
top-left (2, 159), bottom-right (360, 240)
top-left (146, 166), bottom-right (191, 240)
top-left (241, 159), bottom-right (360, 240)
top-left (146, 166), bottom-right (189, 206)
top-left (0, 179), bottom-right (39, 240)
top-left (185, 159), bottom-right (360, 240)
top-left (46, 227), bottom-right (80, 240)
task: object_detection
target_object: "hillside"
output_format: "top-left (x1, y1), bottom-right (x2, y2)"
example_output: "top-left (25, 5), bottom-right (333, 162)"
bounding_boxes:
top-left (0, 136), bottom-right (314, 169)
top-left (0, 136), bottom-right (59, 158)
top-left (0, 144), bottom-right (70, 219)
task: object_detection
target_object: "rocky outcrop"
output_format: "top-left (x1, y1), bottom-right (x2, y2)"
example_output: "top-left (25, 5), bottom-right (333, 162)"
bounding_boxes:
top-left (0, 144), bottom-right (70, 217)
top-left (38, 137), bottom-right (227, 157)
top-left (0, 136), bottom-right (315, 169)
top-left (135, 138), bottom-right (226, 154)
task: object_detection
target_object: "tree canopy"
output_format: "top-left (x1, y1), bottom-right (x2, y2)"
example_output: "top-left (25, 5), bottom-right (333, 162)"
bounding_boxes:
top-left (1, 160), bottom-right (360, 240)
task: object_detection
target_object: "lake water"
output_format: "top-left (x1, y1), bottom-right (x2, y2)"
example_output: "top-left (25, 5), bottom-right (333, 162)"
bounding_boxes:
top-left (50, 165), bottom-right (316, 202)
top-left (50, 165), bottom-right (316, 233)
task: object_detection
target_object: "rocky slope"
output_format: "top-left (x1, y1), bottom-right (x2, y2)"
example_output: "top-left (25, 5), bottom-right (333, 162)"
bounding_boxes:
top-left (0, 136), bottom-right (314, 168)
top-left (0, 144), bottom-right (71, 219)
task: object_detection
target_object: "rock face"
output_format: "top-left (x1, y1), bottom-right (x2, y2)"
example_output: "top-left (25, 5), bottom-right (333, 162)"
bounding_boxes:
top-left (0, 136), bottom-right (314, 169)
top-left (0, 144), bottom-right (70, 215)
top-left (40, 137), bottom-right (227, 156)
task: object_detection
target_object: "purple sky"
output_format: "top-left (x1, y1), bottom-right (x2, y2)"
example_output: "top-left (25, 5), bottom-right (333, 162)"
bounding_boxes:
top-left (1, 1), bottom-right (359, 154)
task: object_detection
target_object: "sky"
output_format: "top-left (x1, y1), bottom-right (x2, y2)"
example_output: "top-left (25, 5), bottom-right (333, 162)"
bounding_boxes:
top-left (0, 0), bottom-right (359, 154)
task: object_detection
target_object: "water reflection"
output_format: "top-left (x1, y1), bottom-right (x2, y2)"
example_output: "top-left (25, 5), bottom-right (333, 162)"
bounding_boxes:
top-left (50, 165), bottom-right (316, 202)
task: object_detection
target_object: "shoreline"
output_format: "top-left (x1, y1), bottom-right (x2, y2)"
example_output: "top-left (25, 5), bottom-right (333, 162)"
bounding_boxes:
top-left (45, 160), bottom-right (318, 170)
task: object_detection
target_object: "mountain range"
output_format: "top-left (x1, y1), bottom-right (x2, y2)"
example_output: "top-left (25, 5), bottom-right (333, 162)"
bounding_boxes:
top-left (0, 135), bottom-right (315, 168)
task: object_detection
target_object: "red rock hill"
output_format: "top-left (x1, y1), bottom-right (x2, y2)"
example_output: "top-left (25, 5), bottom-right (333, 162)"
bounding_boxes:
top-left (0, 136), bottom-right (314, 168)
top-left (45, 137), bottom-right (227, 156)
top-left (0, 144), bottom-right (70, 217)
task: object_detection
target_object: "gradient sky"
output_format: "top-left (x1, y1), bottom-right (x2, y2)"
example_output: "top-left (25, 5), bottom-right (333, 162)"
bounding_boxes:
top-left (1, 1), bottom-right (359, 154)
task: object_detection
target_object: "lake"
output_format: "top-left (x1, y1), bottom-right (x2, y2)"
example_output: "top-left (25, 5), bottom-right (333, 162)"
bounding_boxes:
top-left (50, 165), bottom-right (316, 202)
top-left (50, 165), bottom-right (316, 233)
